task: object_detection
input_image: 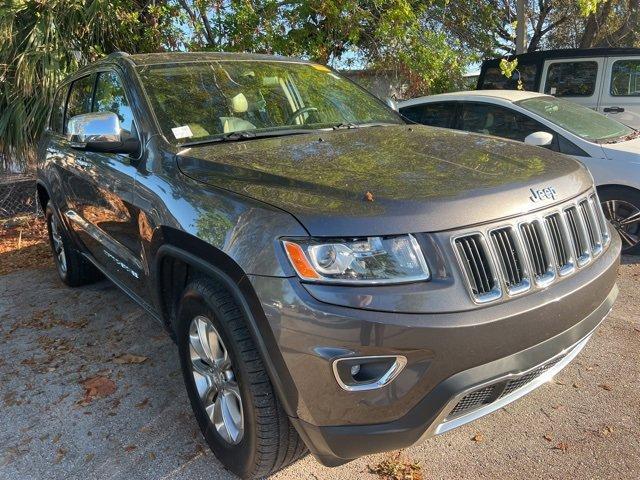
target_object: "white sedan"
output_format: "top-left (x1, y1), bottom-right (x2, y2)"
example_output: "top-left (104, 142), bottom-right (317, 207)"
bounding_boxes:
top-left (399, 90), bottom-right (640, 254)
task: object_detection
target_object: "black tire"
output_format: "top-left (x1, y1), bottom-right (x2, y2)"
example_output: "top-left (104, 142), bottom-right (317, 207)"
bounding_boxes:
top-left (598, 186), bottom-right (640, 255)
top-left (176, 278), bottom-right (306, 479)
top-left (45, 201), bottom-right (102, 286)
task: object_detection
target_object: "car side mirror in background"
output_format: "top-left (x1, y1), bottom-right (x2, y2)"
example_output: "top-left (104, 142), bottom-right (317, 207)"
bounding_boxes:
top-left (67, 112), bottom-right (140, 155)
top-left (524, 131), bottom-right (554, 148)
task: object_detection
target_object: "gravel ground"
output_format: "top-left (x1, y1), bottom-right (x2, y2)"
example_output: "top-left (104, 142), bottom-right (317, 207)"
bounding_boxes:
top-left (0, 257), bottom-right (638, 480)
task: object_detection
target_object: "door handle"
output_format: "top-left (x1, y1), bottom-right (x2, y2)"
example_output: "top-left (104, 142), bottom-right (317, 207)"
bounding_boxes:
top-left (603, 106), bottom-right (625, 113)
top-left (75, 157), bottom-right (92, 169)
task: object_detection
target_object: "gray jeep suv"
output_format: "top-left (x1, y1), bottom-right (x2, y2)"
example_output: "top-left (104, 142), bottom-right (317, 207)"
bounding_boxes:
top-left (37, 52), bottom-right (620, 479)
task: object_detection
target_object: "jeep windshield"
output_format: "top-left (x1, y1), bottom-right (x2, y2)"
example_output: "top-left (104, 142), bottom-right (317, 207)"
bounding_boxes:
top-left (517, 95), bottom-right (637, 144)
top-left (137, 60), bottom-right (403, 145)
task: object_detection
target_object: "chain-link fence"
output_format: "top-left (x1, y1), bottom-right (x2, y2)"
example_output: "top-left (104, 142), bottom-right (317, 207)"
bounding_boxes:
top-left (0, 173), bottom-right (39, 219)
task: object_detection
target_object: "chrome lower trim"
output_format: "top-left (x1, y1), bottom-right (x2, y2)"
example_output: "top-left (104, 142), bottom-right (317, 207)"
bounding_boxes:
top-left (332, 355), bottom-right (407, 392)
top-left (430, 326), bottom-right (599, 436)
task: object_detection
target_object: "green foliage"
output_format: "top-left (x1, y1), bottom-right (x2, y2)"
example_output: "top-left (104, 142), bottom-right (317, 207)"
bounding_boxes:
top-left (499, 58), bottom-right (518, 78)
top-left (0, 0), bottom-right (179, 170)
top-left (576, 0), bottom-right (604, 16)
top-left (499, 58), bottom-right (524, 90)
top-left (176, 1), bottom-right (471, 97)
top-left (546, 0), bottom-right (639, 49)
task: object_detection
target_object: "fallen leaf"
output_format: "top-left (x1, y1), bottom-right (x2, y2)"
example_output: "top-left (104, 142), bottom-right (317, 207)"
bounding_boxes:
top-left (124, 445), bottom-right (137, 452)
top-left (368, 452), bottom-right (422, 480)
top-left (183, 443), bottom-right (207, 461)
top-left (113, 353), bottom-right (148, 365)
top-left (600, 426), bottom-right (614, 437)
top-left (363, 191), bottom-right (374, 202)
top-left (598, 384), bottom-right (613, 391)
top-left (552, 442), bottom-right (568, 452)
top-left (85, 453), bottom-right (95, 462)
top-left (572, 382), bottom-right (580, 388)
top-left (135, 398), bottom-right (149, 410)
top-left (54, 447), bottom-right (68, 464)
top-left (471, 433), bottom-right (484, 443)
top-left (148, 451), bottom-right (156, 461)
top-left (543, 434), bottom-right (553, 442)
top-left (79, 376), bottom-right (116, 404)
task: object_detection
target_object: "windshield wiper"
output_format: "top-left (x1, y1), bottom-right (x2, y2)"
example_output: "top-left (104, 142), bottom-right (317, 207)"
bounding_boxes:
top-left (331, 122), bottom-right (401, 130)
top-left (179, 129), bottom-right (317, 147)
top-left (332, 122), bottom-right (359, 130)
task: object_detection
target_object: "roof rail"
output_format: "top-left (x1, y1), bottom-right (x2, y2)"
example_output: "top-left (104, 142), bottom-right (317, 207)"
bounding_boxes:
top-left (105, 51), bottom-right (131, 59)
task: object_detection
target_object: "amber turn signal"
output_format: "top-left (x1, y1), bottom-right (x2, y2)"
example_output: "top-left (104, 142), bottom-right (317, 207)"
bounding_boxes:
top-left (283, 241), bottom-right (320, 279)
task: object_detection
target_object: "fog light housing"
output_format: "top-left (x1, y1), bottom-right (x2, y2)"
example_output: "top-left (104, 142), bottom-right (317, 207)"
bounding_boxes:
top-left (332, 355), bottom-right (407, 392)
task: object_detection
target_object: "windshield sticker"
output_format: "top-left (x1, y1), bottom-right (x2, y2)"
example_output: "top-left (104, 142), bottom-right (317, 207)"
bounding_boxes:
top-left (172, 125), bottom-right (193, 139)
top-left (550, 87), bottom-right (557, 95)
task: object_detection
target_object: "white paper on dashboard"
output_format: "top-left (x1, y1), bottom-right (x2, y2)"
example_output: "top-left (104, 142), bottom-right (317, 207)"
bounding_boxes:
top-left (172, 125), bottom-right (193, 139)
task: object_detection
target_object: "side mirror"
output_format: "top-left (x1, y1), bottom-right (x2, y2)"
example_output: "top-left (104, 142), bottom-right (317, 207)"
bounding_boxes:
top-left (524, 131), bottom-right (554, 147)
top-left (386, 97), bottom-right (398, 111)
top-left (67, 112), bottom-right (139, 155)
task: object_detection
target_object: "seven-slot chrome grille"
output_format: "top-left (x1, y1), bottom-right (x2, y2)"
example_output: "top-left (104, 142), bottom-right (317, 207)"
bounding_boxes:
top-left (453, 191), bottom-right (610, 303)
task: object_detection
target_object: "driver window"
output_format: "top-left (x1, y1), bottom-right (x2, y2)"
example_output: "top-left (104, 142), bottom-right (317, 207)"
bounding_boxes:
top-left (65, 74), bottom-right (95, 133)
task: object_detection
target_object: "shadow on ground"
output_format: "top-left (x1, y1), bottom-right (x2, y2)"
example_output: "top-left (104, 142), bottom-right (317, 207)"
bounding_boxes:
top-left (0, 268), bottom-right (236, 480)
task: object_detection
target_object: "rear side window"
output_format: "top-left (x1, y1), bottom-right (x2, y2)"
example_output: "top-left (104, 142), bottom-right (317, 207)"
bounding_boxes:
top-left (544, 61), bottom-right (598, 97)
top-left (93, 71), bottom-right (136, 136)
top-left (610, 60), bottom-right (640, 96)
top-left (400, 102), bottom-right (456, 128)
top-left (65, 74), bottom-right (96, 132)
top-left (50, 87), bottom-right (67, 133)
top-left (481, 63), bottom-right (537, 91)
top-left (458, 102), bottom-right (552, 142)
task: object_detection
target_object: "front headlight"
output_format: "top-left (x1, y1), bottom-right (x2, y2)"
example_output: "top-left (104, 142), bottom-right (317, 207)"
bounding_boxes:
top-left (282, 234), bottom-right (430, 284)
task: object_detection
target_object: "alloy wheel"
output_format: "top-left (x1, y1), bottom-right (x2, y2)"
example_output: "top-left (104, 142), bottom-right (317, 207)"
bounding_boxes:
top-left (189, 315), bottom-right (244, 445)
top-left (50, 214), bottom-right (67, 274)
top-left (602, 199), bottom-right (640, 250)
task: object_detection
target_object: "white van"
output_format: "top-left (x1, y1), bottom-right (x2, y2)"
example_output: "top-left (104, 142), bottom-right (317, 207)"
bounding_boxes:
top-left (477, 48), bottom-right (640, 129)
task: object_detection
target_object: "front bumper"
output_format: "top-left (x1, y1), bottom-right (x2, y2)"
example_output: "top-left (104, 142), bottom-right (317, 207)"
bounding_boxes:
top-left (248, 232), bottom-right (620, 466)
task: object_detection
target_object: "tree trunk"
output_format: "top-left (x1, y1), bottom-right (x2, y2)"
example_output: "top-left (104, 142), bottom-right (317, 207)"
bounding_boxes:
top-left (579, 0), bottom-right (613, 48)
top-left (596, 0), bottom-right (639, 47)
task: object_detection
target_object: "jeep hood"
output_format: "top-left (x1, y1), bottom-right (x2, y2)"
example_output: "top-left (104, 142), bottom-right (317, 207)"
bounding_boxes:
top-left (177, 125), bottom-right (593, 236)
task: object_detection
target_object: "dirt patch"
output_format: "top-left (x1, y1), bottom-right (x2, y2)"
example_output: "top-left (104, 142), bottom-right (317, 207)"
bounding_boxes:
top-left (0, 215), bottom-right (50, 275)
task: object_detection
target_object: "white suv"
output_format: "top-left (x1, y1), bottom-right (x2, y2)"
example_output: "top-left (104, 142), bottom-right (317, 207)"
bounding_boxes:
top-left (477, 48), bottom-right (640, 129)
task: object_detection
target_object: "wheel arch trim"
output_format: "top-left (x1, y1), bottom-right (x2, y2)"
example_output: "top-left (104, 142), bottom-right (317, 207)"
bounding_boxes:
top-left (153, 236), bottom-right (300, 419)
top-left (596, 183), bottom-right (640, 195)
top-left (36, 179), bottom-right (50, 211)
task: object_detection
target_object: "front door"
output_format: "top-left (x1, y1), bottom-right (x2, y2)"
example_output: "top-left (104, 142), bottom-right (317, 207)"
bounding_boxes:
top-left (599, 56), bottom-right (640, 129)
top-left (63, 69), bottom-right (147, 300)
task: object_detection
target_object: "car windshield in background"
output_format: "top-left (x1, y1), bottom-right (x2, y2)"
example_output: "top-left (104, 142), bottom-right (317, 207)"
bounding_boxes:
top-left (517, 96), bottom-right (635, 143)
top-left (137, 61), bottom-right (402, 144)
